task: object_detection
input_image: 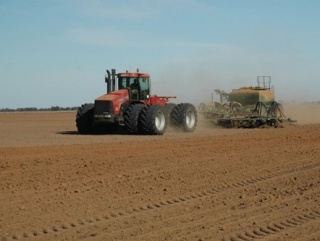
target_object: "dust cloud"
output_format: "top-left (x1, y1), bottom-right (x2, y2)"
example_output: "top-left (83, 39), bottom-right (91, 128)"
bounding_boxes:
top-left (283, 103), bottom-right (320, 124)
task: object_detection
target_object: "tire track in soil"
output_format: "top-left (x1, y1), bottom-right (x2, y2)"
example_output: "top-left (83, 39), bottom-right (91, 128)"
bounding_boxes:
top-left (225, 210), bottom-right (320, 241)
top-left (3, 160), bottom-right (320, 241)
top-left (121, 190), bottom-right (320, 241)
top-left (294, 229), bottom-right (320, 241)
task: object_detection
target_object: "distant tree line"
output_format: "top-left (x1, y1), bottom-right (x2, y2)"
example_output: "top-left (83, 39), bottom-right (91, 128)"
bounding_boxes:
top-left (0, 106), bottom-right (79, 112)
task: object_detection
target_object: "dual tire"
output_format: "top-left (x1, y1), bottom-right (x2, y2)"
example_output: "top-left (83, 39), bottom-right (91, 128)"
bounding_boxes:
top-left (171, 103), bottom-right (198, 132)
top-left (124, 104), bottom-right (166, 135)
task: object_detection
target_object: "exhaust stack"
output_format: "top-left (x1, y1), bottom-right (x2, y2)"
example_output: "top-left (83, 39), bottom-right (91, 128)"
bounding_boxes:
top-left (105, 69), bottom-right (111, 93)
top-left (105, 69), bottom-right (116, 93)
top-left (111, 69), bottom-right (116, 92)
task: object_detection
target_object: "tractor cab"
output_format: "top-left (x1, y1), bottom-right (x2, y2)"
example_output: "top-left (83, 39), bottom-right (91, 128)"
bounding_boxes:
top-left (118, 73), bottom-right (150, 101)
top-left (105, 68), bottom-right (150, 101)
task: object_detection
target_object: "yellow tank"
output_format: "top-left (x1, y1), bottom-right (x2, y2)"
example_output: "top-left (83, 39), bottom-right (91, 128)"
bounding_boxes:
top-left (228, 86), bottom-right (274, 107)
top-left (227, 76), bottom-right (274, 107)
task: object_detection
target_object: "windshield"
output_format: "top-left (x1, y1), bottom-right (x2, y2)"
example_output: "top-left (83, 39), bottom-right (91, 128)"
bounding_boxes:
top-left (118, 77), bottom-right (150, 100)
top-left (119, 77), bottom-right (150, 88)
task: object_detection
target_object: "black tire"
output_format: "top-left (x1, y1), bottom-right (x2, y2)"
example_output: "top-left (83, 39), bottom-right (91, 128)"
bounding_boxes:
top-left (120, 102), bottom-right (131, 117)
top-left (76, 103), bottom-right (94, 134)
top-left (172, 103), bottom-right (198, 132)
top-left (123, 103), bottom-right (144, 134)
top-left (140, 104), bottom-right (167, 135)
top-left (163, 103), bottom-right (177, 125)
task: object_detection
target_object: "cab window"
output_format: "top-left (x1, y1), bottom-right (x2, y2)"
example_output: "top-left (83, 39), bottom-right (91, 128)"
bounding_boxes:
top-left (139, 77), bottom-right (150, 100)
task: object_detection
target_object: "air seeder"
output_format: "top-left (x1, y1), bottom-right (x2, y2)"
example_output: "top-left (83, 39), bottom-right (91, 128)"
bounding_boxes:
top-left (198, 76), bottom-right (294, 128)
top-left (76, 68), bottom-right (197, 135)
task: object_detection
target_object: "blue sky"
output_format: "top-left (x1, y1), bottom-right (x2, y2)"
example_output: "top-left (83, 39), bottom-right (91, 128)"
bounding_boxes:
top-left (1, 0), bottom-right (319, 108)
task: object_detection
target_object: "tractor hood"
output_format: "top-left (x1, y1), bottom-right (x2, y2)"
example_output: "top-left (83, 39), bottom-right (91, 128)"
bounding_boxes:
top-left (95, 89), bottom-right (129, 115)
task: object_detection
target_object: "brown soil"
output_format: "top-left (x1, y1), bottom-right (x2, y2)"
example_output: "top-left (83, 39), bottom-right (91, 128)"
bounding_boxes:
top-left (0, 107), bottom-right (320, 241)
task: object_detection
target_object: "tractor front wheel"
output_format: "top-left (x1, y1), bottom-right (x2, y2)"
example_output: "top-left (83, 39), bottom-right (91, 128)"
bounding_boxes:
top-left (140, 104), bottom-right (167, 135)
top-left (123, 103), bottom-right (144, 134)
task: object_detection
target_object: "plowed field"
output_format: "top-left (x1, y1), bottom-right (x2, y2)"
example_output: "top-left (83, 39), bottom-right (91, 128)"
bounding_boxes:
top-left (1, 106), bottom-right (320, 241)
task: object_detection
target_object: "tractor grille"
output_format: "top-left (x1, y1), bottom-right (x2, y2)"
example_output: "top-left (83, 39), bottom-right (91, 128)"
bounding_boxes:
top-left (94, 100), bottom-right (114, 115)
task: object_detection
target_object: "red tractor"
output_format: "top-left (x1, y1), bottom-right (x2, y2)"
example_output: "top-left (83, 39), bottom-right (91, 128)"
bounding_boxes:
top-left (76, 68), bottom-right (197, 135)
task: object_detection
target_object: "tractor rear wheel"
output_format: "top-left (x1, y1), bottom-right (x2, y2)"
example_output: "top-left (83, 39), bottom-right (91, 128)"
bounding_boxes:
top-left (123, 103), bottom-right (144, 134)
top-left (140, 104), bottom-right (167, 135)
top-left (76, 103), bottom-right (94, 134)
top-left (172, 103), bottom-right (197, 132)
